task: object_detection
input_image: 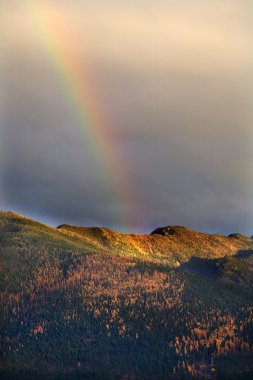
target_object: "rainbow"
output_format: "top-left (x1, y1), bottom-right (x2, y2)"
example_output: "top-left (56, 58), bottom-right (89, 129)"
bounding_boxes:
top-left (24, 1), bottom-right (140, 230)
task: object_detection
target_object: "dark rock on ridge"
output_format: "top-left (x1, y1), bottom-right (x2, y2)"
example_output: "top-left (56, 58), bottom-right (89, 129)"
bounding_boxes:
top-left (151, 225), bottom-right (188, 236)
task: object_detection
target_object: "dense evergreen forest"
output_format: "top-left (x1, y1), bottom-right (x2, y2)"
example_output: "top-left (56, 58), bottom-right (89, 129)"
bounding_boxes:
top-left (0, 211), bottom-right (253, 379)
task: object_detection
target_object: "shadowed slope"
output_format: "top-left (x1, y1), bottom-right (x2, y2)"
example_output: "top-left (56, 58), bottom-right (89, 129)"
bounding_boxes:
top-left (179, 249), bottom-right (253, 290)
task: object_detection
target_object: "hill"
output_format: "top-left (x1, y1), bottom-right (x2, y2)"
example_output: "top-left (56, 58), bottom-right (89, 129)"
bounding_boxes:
top-left (0, 211), bottom-right (253, 379)
top-left (57, 222), bottom-right (253, 266)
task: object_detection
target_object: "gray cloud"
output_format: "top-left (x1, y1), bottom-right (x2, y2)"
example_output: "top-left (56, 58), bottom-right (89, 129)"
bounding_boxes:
top-left (1, 0), bottom-right (253, 234)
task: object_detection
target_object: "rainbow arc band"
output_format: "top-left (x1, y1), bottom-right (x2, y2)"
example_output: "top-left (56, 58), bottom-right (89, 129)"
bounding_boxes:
top-left (24, 0), bottom-right (140, 230)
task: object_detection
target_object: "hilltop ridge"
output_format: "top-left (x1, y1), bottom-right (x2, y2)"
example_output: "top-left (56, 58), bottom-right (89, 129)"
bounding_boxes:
top-left (56, 220), bottom-right (253, 267)
top-left (1, 211), bottom-right (252, 268)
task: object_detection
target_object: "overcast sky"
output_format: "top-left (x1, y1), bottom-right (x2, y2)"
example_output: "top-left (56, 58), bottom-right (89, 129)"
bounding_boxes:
top-left (1, 0), bottom-right (253, 234)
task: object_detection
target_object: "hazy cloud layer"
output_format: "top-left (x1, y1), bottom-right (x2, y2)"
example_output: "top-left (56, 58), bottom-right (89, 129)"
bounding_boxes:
top-left (1, 0), bottom-right (253, 234)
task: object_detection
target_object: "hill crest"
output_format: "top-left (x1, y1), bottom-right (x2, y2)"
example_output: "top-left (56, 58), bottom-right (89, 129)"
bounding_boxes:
top-left (1, 211), bottom-right (252, 268)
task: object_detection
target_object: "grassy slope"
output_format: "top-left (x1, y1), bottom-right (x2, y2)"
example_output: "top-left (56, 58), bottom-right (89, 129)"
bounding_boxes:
top-left (57, 222), bottom-right (253, 266)
top-left (0, 212), bottom-right (94, 294)
top-left (1, 210), bottom-right (252, 269)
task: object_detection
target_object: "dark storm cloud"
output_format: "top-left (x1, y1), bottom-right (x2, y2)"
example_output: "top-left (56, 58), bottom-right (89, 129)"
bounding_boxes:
top-left (1, 1), bottom-right (253, 234)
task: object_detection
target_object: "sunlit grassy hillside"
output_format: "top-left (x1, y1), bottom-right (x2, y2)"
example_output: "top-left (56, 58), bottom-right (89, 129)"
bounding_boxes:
top-left (58, 220), bottom-right (253, 266)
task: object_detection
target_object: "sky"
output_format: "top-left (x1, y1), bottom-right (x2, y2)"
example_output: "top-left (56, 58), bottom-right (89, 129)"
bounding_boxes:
top-left (1, 0), bottom-right (253, 234)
